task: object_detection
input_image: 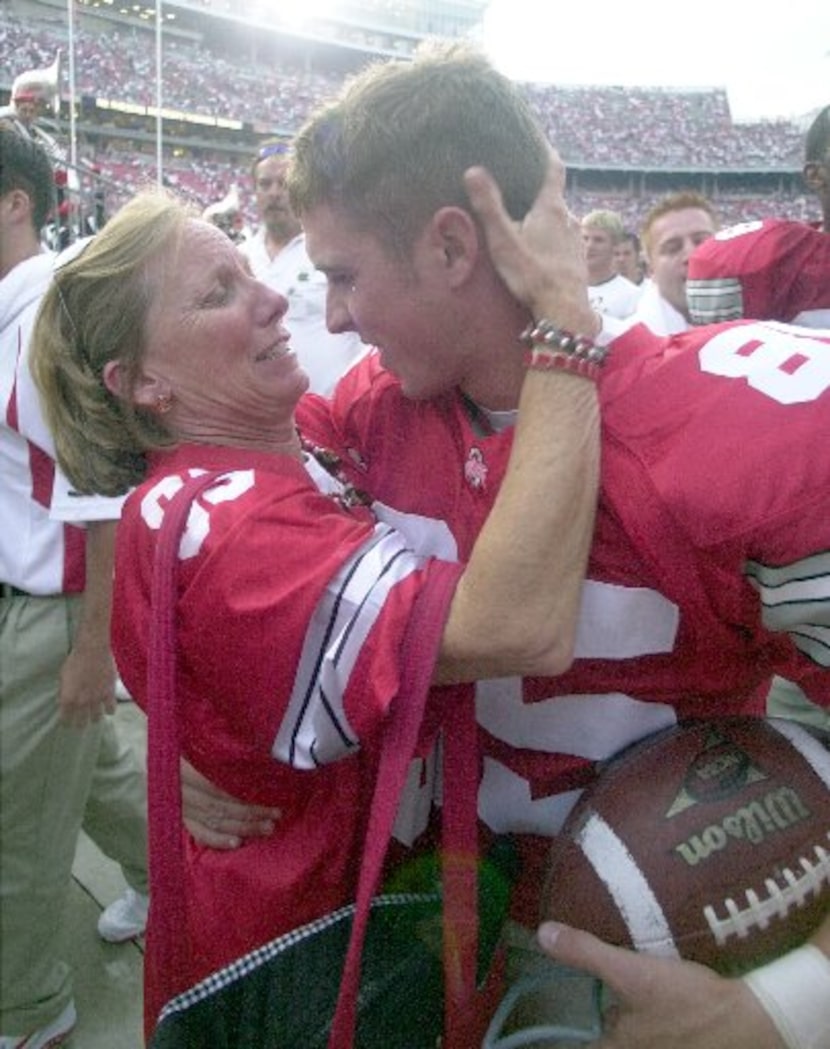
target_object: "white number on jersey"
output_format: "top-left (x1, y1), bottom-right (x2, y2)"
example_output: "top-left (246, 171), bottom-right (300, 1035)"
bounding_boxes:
top-left (699, 323), bottom-right (830, 405)
top-left (712, 220), bottom-right (763, 242)
top-left (139, 469), bottom-right (255, 559)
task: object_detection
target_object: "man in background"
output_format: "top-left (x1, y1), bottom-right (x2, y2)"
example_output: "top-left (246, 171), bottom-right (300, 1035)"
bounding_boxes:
top-left (238, 140), bottom-right (367, 395)
top-left (632, 191), bottom-right (718, 334)
top-left (0, 125), bottom-right (149, 1049)
top-left (614, 230), bottom-right (645, 286)
top-left (581, 208), bottom-right (643, 320)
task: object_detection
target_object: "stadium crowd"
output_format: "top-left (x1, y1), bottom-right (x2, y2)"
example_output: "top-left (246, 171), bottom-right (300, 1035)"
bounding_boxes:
top-left (0, 10), bottom-right (819, 233)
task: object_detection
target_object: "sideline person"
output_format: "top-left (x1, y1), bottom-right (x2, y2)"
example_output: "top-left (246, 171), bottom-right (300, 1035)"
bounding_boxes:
top-left (581, 209), bottom-right (642, 320)
top-left (190, 44), bottom-right (830, 1049)
top-left (30, 146), bottom-right (602, 1040)
top-left (0, 124), bottom-right (149, 1049)
top-left (613, 231), bottom-right (645, 286)
top-left (238, 140), bottom-right (367, 394)
top-left (631, 190), bottom-right (718, 334)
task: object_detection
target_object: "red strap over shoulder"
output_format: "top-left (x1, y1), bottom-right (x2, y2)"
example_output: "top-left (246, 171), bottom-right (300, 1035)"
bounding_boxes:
top-left (146, 471), bottom-right (226, 1008)
top-left (328, 559), bottom-right (467, 1047)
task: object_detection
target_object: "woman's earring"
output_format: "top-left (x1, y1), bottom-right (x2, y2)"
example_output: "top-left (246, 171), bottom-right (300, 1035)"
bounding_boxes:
top-left (156, 393), bottom-right (173, 414)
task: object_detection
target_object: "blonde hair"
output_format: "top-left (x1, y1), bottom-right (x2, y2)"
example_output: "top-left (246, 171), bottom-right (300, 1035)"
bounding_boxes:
top-left (30, 190), bottom-right (193, 496)
top-left (580, 209), bottom-right (626, 242)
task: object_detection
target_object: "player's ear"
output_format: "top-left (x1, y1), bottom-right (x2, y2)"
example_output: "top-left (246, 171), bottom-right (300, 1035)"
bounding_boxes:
top-left (427, 206), bottom-right (478, 288)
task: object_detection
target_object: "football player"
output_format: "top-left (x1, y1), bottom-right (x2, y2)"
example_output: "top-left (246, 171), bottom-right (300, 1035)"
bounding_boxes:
top-left (687, 103), bottom-right (830, 330)
top-left (189, 47), bottom-right (830, 1049)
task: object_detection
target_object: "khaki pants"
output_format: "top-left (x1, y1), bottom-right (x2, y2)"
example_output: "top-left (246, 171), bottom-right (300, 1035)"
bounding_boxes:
top-left (0, 593), bottom-right (148, 1035)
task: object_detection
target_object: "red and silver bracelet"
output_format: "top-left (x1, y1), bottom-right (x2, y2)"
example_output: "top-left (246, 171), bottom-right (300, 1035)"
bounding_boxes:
top-left (519, 319), bottom-right (609, 382)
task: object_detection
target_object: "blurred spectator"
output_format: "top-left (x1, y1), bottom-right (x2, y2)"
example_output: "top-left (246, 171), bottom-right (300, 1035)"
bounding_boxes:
top-left (202, 183), bottom-right (246, 244)
top-left (237, 141), bottom-right (367, 395)
top-left (581, 208), bottom-right (643, 320)
top-left (633, 191), bottom-right (718, 333)
top-left (614, 230), bottom-right (645, 285)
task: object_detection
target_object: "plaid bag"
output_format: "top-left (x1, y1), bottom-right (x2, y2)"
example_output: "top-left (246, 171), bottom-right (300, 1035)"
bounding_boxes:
top-left (151, 893), bottom-right (445, 1048)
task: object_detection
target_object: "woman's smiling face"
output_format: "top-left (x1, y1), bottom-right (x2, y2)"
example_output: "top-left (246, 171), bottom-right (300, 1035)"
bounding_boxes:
top-left (138, 220), bottom-right (309, 440)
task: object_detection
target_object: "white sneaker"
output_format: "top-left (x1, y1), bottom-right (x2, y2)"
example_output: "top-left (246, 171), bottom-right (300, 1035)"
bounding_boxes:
top-left (114, 676), bottom-right (132, 702)
top-left (97, 887), bottom-right (149, 943)
top-left (0, 1000), bottom-right (76, 1049)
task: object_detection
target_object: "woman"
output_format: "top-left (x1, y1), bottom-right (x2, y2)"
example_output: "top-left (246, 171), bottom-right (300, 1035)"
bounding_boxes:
top-left (31, 152), bottom-right (602, 1038)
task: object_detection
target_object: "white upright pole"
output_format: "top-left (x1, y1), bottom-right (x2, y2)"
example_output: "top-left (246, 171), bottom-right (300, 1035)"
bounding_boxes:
top-left (67, 0), bottom-right (77, 170)
top-left (156, 0), bottom-right (163, 187)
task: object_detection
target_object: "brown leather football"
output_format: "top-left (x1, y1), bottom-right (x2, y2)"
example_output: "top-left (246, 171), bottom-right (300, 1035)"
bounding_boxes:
top-left (541, 717), bottom-right (830, 975)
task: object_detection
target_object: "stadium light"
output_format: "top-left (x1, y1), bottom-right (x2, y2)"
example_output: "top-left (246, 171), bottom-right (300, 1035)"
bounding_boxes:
top-left (155, 0), bottom-right (163, 187)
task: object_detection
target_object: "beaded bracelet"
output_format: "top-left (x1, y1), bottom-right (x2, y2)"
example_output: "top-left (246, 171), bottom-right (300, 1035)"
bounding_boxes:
top-left (523, 347), bottom-right (604, 381)
top-left (519, 319), bottom-right (608, 382)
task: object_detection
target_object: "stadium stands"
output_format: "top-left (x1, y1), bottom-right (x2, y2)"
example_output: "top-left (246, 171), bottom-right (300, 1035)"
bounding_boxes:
top-left (0, 4), bottom-right (820, 233)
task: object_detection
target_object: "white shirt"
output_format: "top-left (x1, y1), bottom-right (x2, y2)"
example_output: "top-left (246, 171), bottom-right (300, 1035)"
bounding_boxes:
top-left (631, 280), bottom-right (690, 335)
top-left (588, 272), bottom-right (643, 321)
top-left (239, 230), bottom-right (368, 396)
top-left (0, 251), bottom-right (122, 594)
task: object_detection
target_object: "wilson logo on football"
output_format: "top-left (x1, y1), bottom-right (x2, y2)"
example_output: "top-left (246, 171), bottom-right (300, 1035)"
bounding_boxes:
top-left (674, 787), bottom-right (812, 866)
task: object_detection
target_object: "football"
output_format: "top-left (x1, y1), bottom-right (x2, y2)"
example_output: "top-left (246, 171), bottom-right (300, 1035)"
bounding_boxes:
top-left (541, 717), bottom-right (830, 975)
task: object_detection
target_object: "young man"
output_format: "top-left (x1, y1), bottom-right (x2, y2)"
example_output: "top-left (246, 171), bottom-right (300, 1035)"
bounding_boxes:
top-left (632, 191), bottom-right (718, 334)
top-left (581, 208), bottom-right (643, 320)
top-left (237, 140), bottom-right (367, 395)
top-left (191, 47), bottom-right (830, 1048)
top-left (0, 126), bottom-right (149, 1049)
top-left (614, 230), bottom-right (645, 285)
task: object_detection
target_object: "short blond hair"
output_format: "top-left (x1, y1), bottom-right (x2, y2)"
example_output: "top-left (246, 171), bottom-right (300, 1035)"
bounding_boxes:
top-left (580, 209), bottom-right (625, 243)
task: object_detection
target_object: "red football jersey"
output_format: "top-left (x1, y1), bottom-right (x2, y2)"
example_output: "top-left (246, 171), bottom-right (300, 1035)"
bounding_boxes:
top-left (687, 218), bottom-right (830, 328)
top-left (113, 442), bottom-right (462, 1024)
top-left (298, 318), bottom-right (830, 921)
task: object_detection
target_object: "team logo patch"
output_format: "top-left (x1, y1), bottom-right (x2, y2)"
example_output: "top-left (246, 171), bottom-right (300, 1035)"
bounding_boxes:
top-left (464, 447), bottom-right (488, 490)
top-left (666, 728), bottom-right (766, 816)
